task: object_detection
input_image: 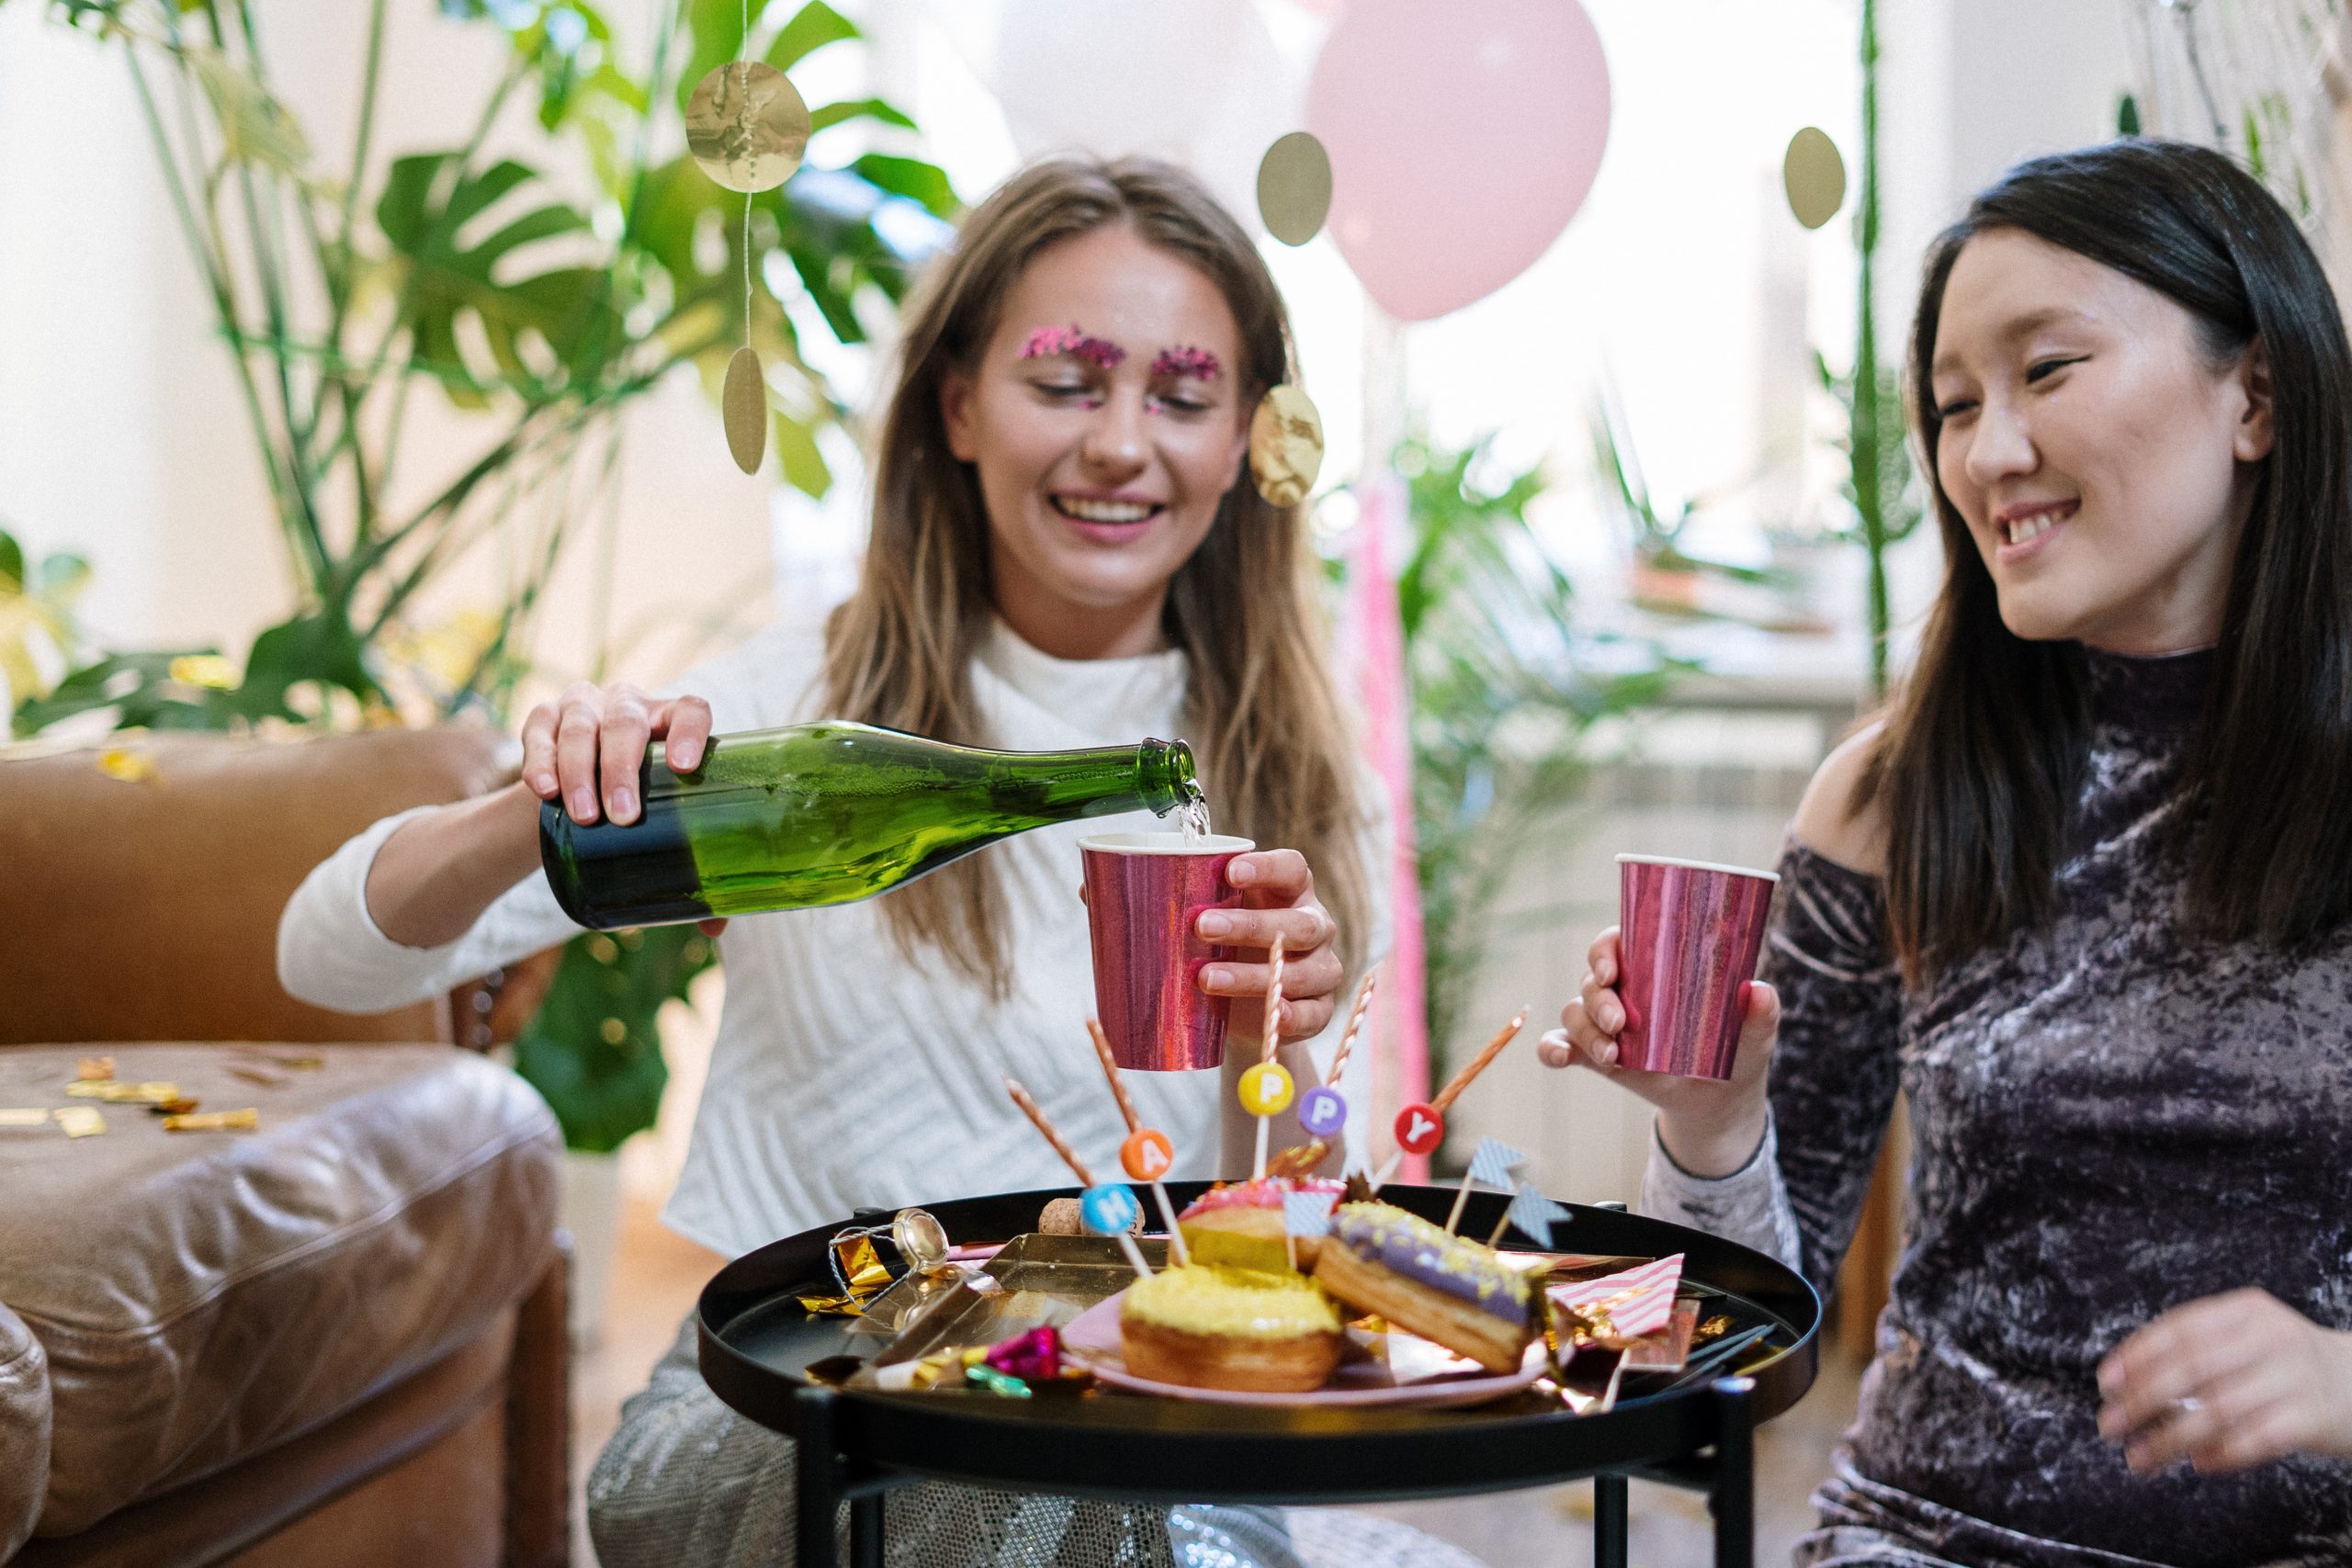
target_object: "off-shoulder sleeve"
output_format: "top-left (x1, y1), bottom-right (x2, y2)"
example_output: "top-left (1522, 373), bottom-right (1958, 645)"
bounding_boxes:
top-left (1641, 839), bottom-right (1903, 1295)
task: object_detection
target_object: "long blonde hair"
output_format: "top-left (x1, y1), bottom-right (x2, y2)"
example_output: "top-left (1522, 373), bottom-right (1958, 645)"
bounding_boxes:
top-left (823, 155), bottom-right (1373, 1000)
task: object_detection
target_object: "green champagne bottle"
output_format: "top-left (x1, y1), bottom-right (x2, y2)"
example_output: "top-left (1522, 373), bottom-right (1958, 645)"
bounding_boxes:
top-left (538, 721), bottom-right (1200, 930)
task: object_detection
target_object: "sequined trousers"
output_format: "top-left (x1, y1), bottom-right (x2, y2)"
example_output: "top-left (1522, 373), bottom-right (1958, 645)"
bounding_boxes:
top-left (588, 1312), bottom-right (1491, 1568)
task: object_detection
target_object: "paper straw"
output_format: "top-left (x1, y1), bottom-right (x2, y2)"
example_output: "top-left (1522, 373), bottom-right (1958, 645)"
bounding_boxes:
top-left (1003, 1076), bottom-right (1095, 1187)
top-left (1261, 934), bottom-right (1286, 1062)
top-left (1431, 1006), bottom-right (1528, 1113)
top-left (1085, 1018), bottom-right (1143, 1134)
top-left (1252, 1116), bottom-right (1272, 1181)
top-left (1328, 964), bottom-right (1379, 1088)
top-left (1114, 1231), bottom-right (1155, 1279)
top-left (1370, 1150), bottom-right (1402, 1191)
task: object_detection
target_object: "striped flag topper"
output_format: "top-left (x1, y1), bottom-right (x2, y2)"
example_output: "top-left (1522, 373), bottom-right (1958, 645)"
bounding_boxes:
top-left (1466, 1135), bottom-right (1529, 1189)
top-left (1282, 1189), bottom-right (1336, 1237)
top-left (1506, 1182), bottom-right (1572, 1244)
top-left (1547, 1252), bottom-right (1684, 1339)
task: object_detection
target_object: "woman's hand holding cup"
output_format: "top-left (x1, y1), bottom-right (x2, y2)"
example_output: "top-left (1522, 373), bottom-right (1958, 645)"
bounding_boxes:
top-left (1198, 848), bottom-right (1340, 1043)
top-left (1538, 925), bottom-right (1781, 1178)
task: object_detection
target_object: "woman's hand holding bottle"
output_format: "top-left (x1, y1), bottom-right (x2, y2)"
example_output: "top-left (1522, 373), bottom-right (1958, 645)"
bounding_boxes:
top-left (518, 681), bottom-right (727, 936)
top-left (520, 680), bottom-right (714, 828)
top-left (1537, 924), bottom-right (1781, 1177)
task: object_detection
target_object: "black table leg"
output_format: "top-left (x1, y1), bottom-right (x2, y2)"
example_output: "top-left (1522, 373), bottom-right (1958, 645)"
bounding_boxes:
top-left (851, 1493), bottom-right (884, 1568)
top-left (1592, 1472), bottom-right (1628, 1568)
top-left (796, 1387), bottom-right (842, 1568)
top-left (1711, 1376), bottom-right (1756, 1568)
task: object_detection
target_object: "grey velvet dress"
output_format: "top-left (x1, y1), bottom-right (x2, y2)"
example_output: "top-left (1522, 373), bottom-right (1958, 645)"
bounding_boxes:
top-left (1645, 647), bottom-right (2352, 1566)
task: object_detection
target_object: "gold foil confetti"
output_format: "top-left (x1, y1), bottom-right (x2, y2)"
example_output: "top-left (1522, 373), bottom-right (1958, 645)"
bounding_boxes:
top-left (69, 1080), bottom-right (180, 1103)
top-left (1256, 130), bottom-right (1333, 246)
top-left (1249, 384), bottom-right (1323, 507)
top-left (792, 1234), bottom-right (894, 1315)
top-left (95, 747), bottom-right (156, 784)
top-left (1783, 126), bottom-right (1847, 231)
top-left (54, 1107), bottom-right (107, 1138)
top-left (147, 1098), bottom-right (200, 1115)
top-left (722, 345), bottom-right (767, 476)
top-left (228, 1064), bottom-right (290, 1089)
top-left (0, 1110), bottom-right (52, 1127)
top-left (232, 1049), bottom-right (322, 1071)
top-left (76, 1055), bottom-right (115, 1082)
top-left (685, 62), bottom-right (809, 194)
top-left (164, 1108), bottom-right (259, 1132)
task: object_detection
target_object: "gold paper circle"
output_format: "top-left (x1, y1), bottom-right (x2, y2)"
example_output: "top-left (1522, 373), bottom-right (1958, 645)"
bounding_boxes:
top-left (687, 62), bottom-right (809, 194)
top-left (1783, 127), bottom-right (1847, 231)
top-left (1257, 130), bottom-right (1333, 246)
top-left (1250, 384), bottom-right (1324, 507)
top-left (722, 345), bottom-right (767, 474)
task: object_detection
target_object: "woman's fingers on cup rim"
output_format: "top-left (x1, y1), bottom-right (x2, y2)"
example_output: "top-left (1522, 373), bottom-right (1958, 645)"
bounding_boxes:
top-left (1588, 925), bottom-right (1622, 985)
top-left (1227, 847), bottom-right (1309, 894)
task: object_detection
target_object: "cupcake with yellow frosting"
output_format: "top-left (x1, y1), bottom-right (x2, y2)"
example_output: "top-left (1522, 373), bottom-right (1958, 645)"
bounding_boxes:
top-left (1118, 1264), bottom-right (1344, 1392)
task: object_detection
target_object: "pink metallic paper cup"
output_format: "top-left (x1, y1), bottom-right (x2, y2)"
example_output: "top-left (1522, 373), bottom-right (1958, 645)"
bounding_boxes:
top-left (1080, 831), bottom-right (1255, 1072)
top-left (1615, 853), bottom-right (1780, 1080)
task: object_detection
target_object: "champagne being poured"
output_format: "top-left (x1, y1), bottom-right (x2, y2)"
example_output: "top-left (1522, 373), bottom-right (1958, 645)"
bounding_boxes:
top-left (538, 721), bottom-right (1199, 930)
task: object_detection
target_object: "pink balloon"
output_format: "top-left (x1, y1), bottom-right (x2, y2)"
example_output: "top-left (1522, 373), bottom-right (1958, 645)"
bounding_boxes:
top-left (1306, 0), bottom-right (1611, 321)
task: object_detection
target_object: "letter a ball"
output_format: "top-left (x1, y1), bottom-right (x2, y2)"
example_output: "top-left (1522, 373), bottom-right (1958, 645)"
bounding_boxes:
top-left (1121, 1127), bottom-right (1174, 1181)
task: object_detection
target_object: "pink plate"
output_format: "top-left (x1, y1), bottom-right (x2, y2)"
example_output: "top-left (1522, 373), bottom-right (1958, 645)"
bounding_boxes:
top-left (1060, 1292), bottom-right (1546, 1408)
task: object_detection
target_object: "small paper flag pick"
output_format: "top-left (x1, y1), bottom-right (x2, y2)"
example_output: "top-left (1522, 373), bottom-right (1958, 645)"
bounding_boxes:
top-left (1466, 1135), bottom-right (1528, 1190)
top-left (1496, 1182), bottom-right (1572, 1248)
top-left (1282, 1189), bottom-right (1335, 1237)
top-left (1444, 1134), bottom-right (1527, 1235)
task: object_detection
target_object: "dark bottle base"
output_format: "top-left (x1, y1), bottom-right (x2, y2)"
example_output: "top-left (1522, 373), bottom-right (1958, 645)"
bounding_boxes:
top-left (538, 794), bottom-right (715, 931)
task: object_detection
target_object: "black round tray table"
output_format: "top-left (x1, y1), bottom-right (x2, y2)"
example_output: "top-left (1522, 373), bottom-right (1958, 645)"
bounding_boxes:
top-left (698, 1182), bottom-right (1820, 1568)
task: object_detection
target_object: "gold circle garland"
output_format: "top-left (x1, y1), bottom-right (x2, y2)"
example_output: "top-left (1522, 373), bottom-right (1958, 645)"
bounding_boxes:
top-left (1257, 130), bottom-right (1333, 246)
top-left (1782, 126), bottom-right (1847, 231)
top-left (1250, 384), bottom-right (1324, 507)
top-left (686, 61), bottom-right (810, 195)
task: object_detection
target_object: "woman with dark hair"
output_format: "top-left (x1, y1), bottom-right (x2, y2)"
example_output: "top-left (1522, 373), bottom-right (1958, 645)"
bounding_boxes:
top-left (1546, 140), bottom-right (2352, 1564)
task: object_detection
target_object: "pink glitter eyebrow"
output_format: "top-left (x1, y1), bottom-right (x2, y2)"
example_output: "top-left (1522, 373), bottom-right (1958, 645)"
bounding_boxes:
top-left (1020, 323), bottom-right (1126, 369)
top-left (1150, 345), bottom-right (1222, 381)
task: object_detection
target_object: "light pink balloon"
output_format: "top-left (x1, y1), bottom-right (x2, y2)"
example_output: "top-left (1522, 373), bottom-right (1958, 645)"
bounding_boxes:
top-left (1306, 0), bottom-right (1611, 321)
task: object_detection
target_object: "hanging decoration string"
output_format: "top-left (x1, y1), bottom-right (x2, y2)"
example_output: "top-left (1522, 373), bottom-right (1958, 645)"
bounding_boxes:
top-left (684, 1), bottom-right (810, 475)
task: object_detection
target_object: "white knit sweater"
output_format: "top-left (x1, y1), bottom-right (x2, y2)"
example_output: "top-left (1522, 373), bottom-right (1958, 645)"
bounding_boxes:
top-left (278, 617), bottom-right (1388, 1257)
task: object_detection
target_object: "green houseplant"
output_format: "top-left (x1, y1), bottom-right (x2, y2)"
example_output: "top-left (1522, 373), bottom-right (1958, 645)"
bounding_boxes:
top-left (10, 0), bottom-right (956, 1153)
top-left (1384, 435), bottom-right (1683, 1068)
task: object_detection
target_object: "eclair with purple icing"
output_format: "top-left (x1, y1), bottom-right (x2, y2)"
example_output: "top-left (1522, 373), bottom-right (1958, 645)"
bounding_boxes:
top-left (1309, 1201), bottom-right (1539, 1373)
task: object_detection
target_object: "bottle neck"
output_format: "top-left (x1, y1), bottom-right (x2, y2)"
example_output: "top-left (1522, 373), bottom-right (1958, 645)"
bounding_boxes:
top-left (1137, 737), bottom-right (1196, 818)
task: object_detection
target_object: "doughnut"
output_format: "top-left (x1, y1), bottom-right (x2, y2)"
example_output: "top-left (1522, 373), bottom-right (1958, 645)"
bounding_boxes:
top-left (1309, 1202), bottom-right (1538, 1373)
top-left (1118, 1264), bottom-right (1344, 1393)
top-left (1176, 1177), bottom-right (1344, 1272)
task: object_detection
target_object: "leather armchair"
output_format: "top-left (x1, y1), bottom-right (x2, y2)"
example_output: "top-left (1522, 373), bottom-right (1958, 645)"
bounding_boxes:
top-left (0, 728), bottom-right (569, 1568)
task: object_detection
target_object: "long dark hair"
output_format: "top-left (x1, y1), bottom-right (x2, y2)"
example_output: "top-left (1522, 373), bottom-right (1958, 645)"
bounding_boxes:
top-left (1862, 138), bottom-right (2352, 984)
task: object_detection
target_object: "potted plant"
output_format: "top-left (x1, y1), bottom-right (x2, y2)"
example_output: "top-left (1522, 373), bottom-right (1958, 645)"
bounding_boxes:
top-left (11, 0), bottom-right (956, 1336)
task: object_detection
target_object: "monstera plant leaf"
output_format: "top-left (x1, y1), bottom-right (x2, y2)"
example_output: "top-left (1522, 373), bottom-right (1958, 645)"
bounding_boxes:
top-left (376, 152), bottom-right (623, 407)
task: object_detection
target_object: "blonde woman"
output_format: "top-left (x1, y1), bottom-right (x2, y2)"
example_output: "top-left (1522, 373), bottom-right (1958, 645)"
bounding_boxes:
top-left (280, 157), bottom-right (1478, 1568)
